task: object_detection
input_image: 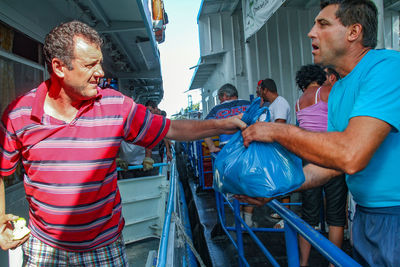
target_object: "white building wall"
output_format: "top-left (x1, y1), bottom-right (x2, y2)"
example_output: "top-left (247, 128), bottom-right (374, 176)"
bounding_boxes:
top-left (384, 11), bottom-right (400, 50)
top-left (250, 7), bottom-right (319, 122)
top-left (197, 3), bottom-right (399, 120)
top-left (199, 11), bottom-right (249, 117)
top-left (198, 6), bottom-right (320, 120)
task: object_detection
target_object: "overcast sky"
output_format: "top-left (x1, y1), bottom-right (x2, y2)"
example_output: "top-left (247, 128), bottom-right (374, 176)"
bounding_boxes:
top-left (157, 0), bottom-right (202, 117)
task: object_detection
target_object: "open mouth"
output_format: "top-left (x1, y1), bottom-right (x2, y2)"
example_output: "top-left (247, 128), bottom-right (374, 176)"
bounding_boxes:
top-left (312, 44), bottom-right (319, 52)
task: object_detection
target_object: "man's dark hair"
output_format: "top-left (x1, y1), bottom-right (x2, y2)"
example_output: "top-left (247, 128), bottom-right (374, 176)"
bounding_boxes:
top-left (296, 64), bottom-right (327, 91)
top-left (260, 78), bottom-right (277, 93)
top-left (145, 100), bottom-right (157, 108)
top-left (320, 0), bottom-right (378, 48)
top-left (218, 83), bottom-right (238, 99)
top-left (324, 65), bottom-right (341, 80)
top-left (43, 21), bottom-right (103, 74)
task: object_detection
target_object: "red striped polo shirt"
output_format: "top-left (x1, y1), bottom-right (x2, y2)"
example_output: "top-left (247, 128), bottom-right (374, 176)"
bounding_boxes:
top-left (0, 80), bottom-right (170, 251)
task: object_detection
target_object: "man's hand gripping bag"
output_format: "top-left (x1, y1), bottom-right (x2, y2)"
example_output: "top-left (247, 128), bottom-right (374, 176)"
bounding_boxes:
top-left (213, 97), bottom-right (305, 198)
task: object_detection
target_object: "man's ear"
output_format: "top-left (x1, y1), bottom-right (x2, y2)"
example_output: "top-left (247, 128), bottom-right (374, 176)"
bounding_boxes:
top-left (329, 73), bottom-right (337, 84)
top-left (52, 58), bottom-right (65, 78)
top-left (347, 23), bottom-right (363, 43)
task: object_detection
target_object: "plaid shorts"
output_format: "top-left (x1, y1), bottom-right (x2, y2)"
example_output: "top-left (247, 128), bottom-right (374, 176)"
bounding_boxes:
top-left (23, 234), bottom-right (128, 266)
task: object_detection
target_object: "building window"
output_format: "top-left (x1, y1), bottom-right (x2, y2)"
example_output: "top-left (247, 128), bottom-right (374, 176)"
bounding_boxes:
top-left (0, 21), bottom-right (45, 188)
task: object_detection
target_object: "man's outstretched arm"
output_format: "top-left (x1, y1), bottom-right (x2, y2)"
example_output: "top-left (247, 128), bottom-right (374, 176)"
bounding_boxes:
top-left (235, 164), bottom-right (342, 206)
top-left (166, 115), bottom-right (246, 141)
top-left (242, 116), bottom-right (391, 175)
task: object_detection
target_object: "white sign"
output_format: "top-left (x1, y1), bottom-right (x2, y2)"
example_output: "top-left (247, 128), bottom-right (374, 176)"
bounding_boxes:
top-left (243, 0), bottom-right (286, 41)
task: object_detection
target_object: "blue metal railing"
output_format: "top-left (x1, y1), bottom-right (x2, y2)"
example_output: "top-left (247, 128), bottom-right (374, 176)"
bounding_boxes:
top-left (192, 139), bottom-right (220, 190)
top-left (215, 191), bottom-right (361, 267)
top-left (187, 143), bottom-right (361, 267)
top-left (156, 146), bottom-right (197, 267)
top-left (178, 180), bottom-right (198, 267)
top-left (268, 200), bottom-right (359, 266)
top-left (196, 140), bottom-right (214, 190)
top-left (118, 150), bottom-right (195, 266)
top-left (117, 162), bottom-right (168, 174)
top-left (157, 160), bottom-right (176, 267)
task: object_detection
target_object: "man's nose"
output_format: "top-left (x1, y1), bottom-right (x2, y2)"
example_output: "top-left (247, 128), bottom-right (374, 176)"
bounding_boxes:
top-left (94, 64), bottom-right (104, 78)
top-left (308, 24), bottom-right (316, 39)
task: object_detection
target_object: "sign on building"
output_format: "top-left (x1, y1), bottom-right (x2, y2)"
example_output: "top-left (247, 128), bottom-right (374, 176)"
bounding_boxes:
top-left (243, 0), bottom-right (286, 41)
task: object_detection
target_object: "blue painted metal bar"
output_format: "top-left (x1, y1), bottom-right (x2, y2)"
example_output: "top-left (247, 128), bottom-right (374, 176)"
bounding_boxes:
top-left (195, 139), bottom-right (216, 190)
top-left (197, 141), bottom-right (204, 189)
top-left (225, 226), bottom-right (284, 233)
top-left (207, 142), bottom-right (359, 266)
top-left (116, 162), bottom-right (168, 172)
top-left (156, 162), bottom-right (176, 267)
top-left (233, 199), bottom-right (245, 267)
top-left (214, 194), bottom-right (251, 267)
top-left (238, 202), bottom-right (302, 206)
top-left (268, 199), bottom-right (361, 267)
top-left (284, 223), bottom-right (300, 267)
top-left (220, 194), bottom-right (280, 267)
top-left (178, 181), bottom-right (198, 267)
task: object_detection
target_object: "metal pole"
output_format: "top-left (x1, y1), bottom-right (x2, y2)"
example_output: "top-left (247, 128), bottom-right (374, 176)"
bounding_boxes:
top-left (268, 200), bottom-right (361, 267)
top-left (372, 0), bottom-right (385, 48)
top-left (285, 223), bottom-right (300, 267)
top-left (233, 199), bottom-right (246, 267)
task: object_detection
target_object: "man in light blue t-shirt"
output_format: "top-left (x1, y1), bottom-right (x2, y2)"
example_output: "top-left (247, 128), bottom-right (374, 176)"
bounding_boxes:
top-left (238, 1), bottom-right (400, 266)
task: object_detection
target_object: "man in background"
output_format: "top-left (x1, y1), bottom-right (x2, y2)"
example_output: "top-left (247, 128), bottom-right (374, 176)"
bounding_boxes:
top-left (204, 84), bottom-right (250, 153)
top-left (203, 84), bottom-right (256, 227)
top-left (258, 78), bottom-right (291, 228)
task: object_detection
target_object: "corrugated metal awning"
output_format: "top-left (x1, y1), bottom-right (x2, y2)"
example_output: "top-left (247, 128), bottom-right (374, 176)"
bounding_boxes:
top-left (188, 51), bottom-right (226, 90)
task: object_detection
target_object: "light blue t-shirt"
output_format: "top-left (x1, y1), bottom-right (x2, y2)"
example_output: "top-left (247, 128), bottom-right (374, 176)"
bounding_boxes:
top-left (328, 49), bottom-right (400, 208)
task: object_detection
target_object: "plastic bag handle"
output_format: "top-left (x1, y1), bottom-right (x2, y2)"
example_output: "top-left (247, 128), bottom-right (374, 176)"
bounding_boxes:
top-left (250, 107), bottom-right (270, 124)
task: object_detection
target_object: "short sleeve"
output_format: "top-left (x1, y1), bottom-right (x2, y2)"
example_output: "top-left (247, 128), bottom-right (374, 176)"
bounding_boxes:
top-left (205, 107), bottom-right (216, 120)
top-left (350, 56), bottom-right (400, 131)
top-left (0, 107), bottom-right (21, 176)
top-left (273, 98), bottom-right (290, 122)
top-left (123, 98), bottom-right (170, 149)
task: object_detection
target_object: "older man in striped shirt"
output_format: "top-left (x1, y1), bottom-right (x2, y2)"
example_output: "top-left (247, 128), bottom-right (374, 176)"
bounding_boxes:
top-left (0, 21), bottom-right (245, 265)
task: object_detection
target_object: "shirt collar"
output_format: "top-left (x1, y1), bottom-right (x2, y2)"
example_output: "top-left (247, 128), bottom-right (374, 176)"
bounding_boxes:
top-left (31, 80), bottom-right (103, 123)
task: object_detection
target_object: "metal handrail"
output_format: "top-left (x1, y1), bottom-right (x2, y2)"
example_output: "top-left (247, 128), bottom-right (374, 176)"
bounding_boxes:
top-left (116, 162), bottom-right (168, 172)
top-left (215, 193), bottom-right (362, 267)
top-left (207, 149), bottom-right (361, 267)
top-left (215, 193), bottom-right (280, 267)
top-left (157, 149), bottom-right (177, 267)
top-left (268, 199), bottom-right (360, 267)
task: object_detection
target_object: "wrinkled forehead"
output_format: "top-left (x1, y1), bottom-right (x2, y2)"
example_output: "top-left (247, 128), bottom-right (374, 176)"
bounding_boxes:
top-left (73, 36), bottom-right (101, 54)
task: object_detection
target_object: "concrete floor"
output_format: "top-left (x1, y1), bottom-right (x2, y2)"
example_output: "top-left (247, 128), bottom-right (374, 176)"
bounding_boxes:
top-left (126, 238), bottom-right (159, 266)
top-left (186, 179), bottom-right (352, 267)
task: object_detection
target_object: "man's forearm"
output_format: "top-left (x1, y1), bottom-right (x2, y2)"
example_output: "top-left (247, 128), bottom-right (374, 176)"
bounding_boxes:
top-left (272, 124), bottom-right (346, 170)
top-left (166, 117), bottom-right (245, 141)
top-left (249, 116), bottom-right (391, 174)
top-left (166, 120), bottom-right (221, 141)
top-left (297, 164), bottom-right (342, 191)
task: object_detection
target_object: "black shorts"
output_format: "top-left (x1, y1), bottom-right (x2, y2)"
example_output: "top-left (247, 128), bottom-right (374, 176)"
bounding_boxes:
top-left (301, 174), bottom-right (348, 227)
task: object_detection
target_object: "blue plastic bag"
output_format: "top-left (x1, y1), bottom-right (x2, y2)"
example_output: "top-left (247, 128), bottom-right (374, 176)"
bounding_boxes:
top-left (213, 97), bottom-right (305, 198)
